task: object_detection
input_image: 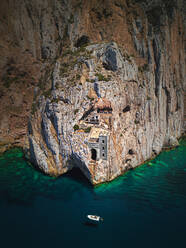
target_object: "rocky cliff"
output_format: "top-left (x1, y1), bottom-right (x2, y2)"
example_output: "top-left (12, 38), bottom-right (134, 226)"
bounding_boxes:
top-left (0, 0), bottom-right (185, 184)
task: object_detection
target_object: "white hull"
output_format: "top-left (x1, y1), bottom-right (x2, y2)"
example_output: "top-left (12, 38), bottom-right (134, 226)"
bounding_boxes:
top-left (87, 215), bottom-right (103, 222)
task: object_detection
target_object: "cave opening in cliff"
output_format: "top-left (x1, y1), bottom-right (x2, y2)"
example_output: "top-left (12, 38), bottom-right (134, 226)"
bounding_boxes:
top-left (65, 167), bottom-right (92, 186)
top-left (91, 149), bottom-right (97, 161)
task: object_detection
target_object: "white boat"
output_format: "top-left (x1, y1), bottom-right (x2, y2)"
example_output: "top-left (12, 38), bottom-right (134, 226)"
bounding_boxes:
top-left (87, 215), bottom-right (103, 222)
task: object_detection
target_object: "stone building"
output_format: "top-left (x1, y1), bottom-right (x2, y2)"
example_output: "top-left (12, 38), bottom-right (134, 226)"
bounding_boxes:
top-left (87, 127), bottom-right (108, 161)
top-left (99, 135), bottom-right (107, 160)
top-left (82, 97), bottom-right (112, 129)
top-left (85, 112), bottom-right (99, 125)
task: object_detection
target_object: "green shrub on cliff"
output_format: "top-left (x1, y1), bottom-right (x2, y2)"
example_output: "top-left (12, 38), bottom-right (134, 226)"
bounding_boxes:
top-left (74, 109), bottom-right (79, 115)
top-left (31, 102), bottom-right (37, 115)
top-left (84, 127), bottom-right (91, 133)
top-left (95, 73), bottom-right (111, 82)
top-left (73, 124), bottom-right (79, 131)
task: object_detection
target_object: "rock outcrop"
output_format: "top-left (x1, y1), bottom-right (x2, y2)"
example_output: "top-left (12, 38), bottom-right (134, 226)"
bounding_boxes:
top-left (0, 0), bottom-right (185, 184)
top-left (29, 39), bottom-right (185, 184)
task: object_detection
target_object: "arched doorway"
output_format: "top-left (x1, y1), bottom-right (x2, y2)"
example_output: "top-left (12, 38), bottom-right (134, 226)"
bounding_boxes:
top-left (91, 149), bottom-right (97, 161)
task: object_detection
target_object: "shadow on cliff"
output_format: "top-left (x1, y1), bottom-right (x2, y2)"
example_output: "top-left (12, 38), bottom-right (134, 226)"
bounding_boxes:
top-left (62, 153), bottom-right (94, 188)
top-left (64, 167), bottom-right (93, 188)
top-left (27, 158), bottom-right (93, 189)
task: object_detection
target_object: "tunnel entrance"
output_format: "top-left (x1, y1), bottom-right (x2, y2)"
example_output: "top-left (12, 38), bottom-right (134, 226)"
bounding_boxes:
top-left (91, 149), bottom-right (97, 161)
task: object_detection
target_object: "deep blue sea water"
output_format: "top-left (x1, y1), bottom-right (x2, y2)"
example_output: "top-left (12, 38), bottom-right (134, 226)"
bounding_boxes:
top-left (0, 138), bottom-right (186, 248)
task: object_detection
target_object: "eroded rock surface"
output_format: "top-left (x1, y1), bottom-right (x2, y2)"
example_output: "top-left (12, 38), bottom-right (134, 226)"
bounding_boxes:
top-left (29, 40), bottom-right (185, 184)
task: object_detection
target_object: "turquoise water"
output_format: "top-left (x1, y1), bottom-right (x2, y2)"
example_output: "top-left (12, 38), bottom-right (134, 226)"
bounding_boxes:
top-left (0, 139), bottom-right (186, 248)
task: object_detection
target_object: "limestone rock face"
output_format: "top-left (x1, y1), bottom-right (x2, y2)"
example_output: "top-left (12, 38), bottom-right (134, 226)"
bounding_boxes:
top-left (29, 39), bottom-right (184, 184)
top-left (0, 0), bottom-right (71, 152)
top-left (0, 0), bottom-right (185, 184)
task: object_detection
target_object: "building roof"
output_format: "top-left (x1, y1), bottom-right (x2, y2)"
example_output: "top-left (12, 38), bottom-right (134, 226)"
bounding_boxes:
top-left (89, 127), bottom-right (108, 139)
top-left (94, 98), bottom-right (112, 110)
top-left (89, 127), bottom-right (102, 139)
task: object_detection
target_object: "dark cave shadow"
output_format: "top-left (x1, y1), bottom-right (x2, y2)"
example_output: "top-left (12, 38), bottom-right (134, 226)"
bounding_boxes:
top-left (25, 159), bottom-right (93, 191)
top-left (64, 167), bottom-right (93, 189)
top-left (24, 149), bottom-right (93, 189)
top-left (64, 153), bottom-right (93, 188)
top-left (27, 161), bottom-right (93, 190)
